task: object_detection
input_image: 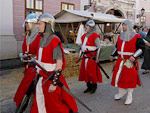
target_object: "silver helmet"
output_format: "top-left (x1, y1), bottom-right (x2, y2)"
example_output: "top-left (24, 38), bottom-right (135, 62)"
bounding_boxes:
top-left (38, 13), bottom-right (55, 32)
top-left (23, 13), bottom-right (38, 29)
top-left (85, 20), bottom-right (95, 27)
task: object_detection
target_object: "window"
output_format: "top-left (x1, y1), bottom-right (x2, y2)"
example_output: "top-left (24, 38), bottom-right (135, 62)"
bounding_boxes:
top-left (25, 0), bottom-right (43, 17)
top-left (61, 2), bottom-right (75, 10)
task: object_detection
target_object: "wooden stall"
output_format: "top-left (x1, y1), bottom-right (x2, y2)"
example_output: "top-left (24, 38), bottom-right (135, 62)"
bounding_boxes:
top-left (54, 9), bottom-right (125, 45)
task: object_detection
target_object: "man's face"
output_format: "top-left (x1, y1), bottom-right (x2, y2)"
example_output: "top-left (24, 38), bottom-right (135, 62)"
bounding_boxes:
top-left (25, 22), bottom-right (30, 31)
top-left (122, 23), bottom-right (127, 31)
top-left (85, 25), bottom-right (90, 33)
top-left (37, 21), bottom-right (45, 33)
top-left (135, 28), bottom-right (139, 32)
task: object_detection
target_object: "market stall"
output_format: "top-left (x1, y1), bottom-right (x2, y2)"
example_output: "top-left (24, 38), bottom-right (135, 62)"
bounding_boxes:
top-left (55, 9), bottom-right (124, 23)
top-left (55, 9), bottom-right (125, 44)
top-left (54, 10), bottom-right (124, 61)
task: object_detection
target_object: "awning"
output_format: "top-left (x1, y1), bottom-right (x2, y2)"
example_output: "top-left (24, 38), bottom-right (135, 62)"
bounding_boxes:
top-left (55, 9), bottom-right (125, 23)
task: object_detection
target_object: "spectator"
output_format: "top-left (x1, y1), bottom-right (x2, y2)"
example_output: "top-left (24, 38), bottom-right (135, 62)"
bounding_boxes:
top-left (141, 29), bottom-right (150, 74)
top-left (133, 25), bottom-right (140, 33)
top-left (139, 27), bottom-right (147, 39)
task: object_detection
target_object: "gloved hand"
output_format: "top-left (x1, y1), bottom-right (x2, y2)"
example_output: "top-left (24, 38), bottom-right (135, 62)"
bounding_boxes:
top-left (48, 70), bottom-right (62, 92)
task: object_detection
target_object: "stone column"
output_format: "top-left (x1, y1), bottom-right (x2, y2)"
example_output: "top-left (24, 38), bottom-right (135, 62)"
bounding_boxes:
top-left (0, 0), bottom-right (17, 60)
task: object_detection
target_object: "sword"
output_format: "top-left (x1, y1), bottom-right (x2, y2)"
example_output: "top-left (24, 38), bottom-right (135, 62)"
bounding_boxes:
top-left (21, 55), bottom-right (55, 85)
top-left (15, 73), bottom-right (39, 113)
top-left (57, 81), bottom-right (92, 112)
top-left (19, 53), bottom-right (53, 85)
top-left (97, 61), bottom-right (110, 79)
top-left (15, 55), bottom-right (40, 113)
top-left (111, 59), bottom-right (117, 73)
top-left (86, 49), bottom-right (109, 79)
top-left (15, 95), bottom-right (30, 113)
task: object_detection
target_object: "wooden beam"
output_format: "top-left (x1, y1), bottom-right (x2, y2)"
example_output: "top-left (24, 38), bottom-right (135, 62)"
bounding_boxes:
top-left (114, 23), bottom-right (121, 34)
top-left (75, 22), bottom-right (81, 34)
top-left (71, 23), bottom-right (76, 45)
top-left (58, 23), bottom-right (68, 44)
top-left (97, 24), bottom-right (104, 35)
top-left (65, 23), bottom-right (69, 41)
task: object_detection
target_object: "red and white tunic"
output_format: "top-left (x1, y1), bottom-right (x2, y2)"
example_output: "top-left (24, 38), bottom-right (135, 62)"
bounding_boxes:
top-left (30, 36), bottom-right (78, 113)
top-left (14, 33), bottom-right (41, 106)
top-left (79, 33), bottom-right (102, 83)
top-left (111, 34), bottom-right (141, 89)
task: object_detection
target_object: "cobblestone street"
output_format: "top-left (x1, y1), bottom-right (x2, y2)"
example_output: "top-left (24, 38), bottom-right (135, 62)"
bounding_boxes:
top-left (0, 59), bottom-right (150, 113)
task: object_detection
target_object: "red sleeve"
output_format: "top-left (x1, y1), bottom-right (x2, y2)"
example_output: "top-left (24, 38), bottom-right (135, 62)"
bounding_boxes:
top-left (135, 33), bottom-right (141, 39)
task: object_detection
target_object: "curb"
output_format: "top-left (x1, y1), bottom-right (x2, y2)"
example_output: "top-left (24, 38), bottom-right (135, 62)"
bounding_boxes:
top-left (0, 58), bottom-right (23, 71)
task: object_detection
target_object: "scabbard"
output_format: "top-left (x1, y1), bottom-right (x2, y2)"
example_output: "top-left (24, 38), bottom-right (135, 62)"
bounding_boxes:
top-left (85, 48), bottom-right (109, 79)
top-left (133, 62), bottom-right (144, 87)
top-left (57, 81), bottom-right (92, 112)
top-left (15, 74), bottom-right (39, 113)
top-left (97, 62), bottom-right (109, 79)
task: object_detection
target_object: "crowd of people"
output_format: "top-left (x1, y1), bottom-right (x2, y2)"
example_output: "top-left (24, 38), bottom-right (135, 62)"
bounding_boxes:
top-left (133, 25), bottom-right (150, 74)
top-left (13, 13), bottom-right (150, 113)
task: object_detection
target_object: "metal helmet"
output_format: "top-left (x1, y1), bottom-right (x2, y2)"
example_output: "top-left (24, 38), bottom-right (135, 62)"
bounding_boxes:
top-left (85, 20), bottom-right (95, 27)
top-left (23, 13), bottom-right (38, 28)
top-left (25, 13), bottom-right (38, 23)
top-left (38, 13), bottom-right (55, 32)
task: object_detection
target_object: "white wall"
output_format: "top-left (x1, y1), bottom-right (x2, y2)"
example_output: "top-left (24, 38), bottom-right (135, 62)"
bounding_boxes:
top-left (0, 0), bottom-right (17, 60)
top-left (80, 0), bottom-right (89, 10)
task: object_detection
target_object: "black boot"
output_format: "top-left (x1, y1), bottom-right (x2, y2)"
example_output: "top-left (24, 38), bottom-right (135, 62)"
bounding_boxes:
top-left (90, 83), bottom-right (97, 94)
top-left (84, 82), bottom-right (92, 93)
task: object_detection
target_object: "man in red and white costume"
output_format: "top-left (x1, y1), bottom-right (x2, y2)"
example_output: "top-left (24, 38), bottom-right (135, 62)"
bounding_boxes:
top-left (14, 13), bottom-right (41, 108)
top-left (76, 20), bottom-right (102, 94)
top-left (30, 13), bottom-right (78, 113)
top-left (110, 19), bottom-right (145, 105)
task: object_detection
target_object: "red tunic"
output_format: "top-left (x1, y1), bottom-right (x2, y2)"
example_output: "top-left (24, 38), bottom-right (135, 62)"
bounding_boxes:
top-left (14, 33), bottom-right (41, 106)
top-left (79, 33), bottom-right (102, 83)
top-left (30, 36), bottom-right (78, 113)
top-left (111, 34), bottom-right (141, 89)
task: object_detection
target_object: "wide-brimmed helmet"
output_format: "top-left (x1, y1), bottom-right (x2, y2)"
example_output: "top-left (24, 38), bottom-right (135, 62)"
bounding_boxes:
top-left (85, 20), bottom-right (95, 27)
top-left (38, 13), bottom-right (55, 32)
top-left (23, 13), bottom-right (38, 29)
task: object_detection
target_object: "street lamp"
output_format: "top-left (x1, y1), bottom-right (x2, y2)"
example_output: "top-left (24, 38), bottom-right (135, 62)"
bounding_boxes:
top-left (89, 0), bottom-right (94, 6)
top-left (137, 8), bottom-right (145, 18)
top-left (84, 0), bottom-right (94, 10)
top-left (141, 8), bottom-right (145, 15)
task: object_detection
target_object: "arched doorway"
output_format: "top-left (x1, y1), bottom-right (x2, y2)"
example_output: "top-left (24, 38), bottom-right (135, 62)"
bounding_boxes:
top-left (104, 9), bottom-right (124, 33)
top-left (107, 9), bottom-right (123, 17)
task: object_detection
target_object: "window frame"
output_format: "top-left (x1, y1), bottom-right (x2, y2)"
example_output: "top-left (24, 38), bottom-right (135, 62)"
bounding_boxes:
top-left (61, 2), bottom-right (75, 10)
top-left (25, 0), bottom-right (44, 18)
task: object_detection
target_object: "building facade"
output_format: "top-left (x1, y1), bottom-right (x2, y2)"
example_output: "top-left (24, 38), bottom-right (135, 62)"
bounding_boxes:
top-left (134, 0), bottom-right (150, 27)
top-left (0, 0), bottom-right (80, 60)
top-left (81, 0), bottom-right (135, 19)
top-left (81, 0), bottom-right (150, 26)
